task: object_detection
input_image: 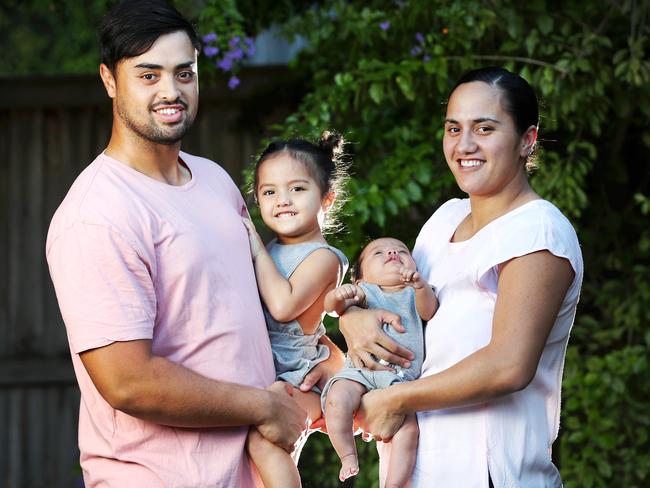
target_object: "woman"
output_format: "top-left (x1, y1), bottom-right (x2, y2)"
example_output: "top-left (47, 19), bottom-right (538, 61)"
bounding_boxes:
top-left (340, 67), bottom-right (583, 487)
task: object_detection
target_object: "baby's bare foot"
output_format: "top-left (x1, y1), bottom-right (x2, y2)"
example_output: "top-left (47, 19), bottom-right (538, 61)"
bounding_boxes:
top-left (339, 454), bottom-right (359, 482)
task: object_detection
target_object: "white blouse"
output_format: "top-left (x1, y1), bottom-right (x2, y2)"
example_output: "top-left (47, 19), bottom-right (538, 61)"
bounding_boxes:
top-left (410, 198), bottom-right (583, 487)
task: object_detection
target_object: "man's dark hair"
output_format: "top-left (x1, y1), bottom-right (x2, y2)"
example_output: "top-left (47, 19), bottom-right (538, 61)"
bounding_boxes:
top-left (99, 0), bottom-right (200, 73)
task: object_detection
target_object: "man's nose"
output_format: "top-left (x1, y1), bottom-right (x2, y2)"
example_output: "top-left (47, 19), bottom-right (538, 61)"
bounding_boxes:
top-left (158, 73), bottom-right (181, 101)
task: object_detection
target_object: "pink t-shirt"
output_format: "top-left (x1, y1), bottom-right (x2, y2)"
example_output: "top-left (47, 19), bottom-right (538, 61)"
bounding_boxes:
top-left (46, 151), bottom-right (275, 487)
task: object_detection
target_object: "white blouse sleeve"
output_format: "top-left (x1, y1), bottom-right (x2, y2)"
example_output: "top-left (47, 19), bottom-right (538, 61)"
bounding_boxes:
top-left (477, 203), bottom-right (584, 303)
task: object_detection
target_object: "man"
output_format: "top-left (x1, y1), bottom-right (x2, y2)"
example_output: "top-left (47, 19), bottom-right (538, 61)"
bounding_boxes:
top-left (46, 1), bottom-right (338, 486)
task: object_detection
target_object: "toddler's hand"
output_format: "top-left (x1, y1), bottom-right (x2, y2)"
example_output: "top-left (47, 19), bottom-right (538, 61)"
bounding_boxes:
top-left (242, 218), bottom-right (265, 259)
top-left (400, 267), bottom-right (426, 289)
top-left (335, 283), bottom-right (366, 304)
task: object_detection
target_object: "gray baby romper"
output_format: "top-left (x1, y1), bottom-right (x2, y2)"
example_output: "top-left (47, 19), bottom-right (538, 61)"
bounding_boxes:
top-left (265, 240), bottom-right (348, 391)
top-left (321, 282), bottom-right (425, 410)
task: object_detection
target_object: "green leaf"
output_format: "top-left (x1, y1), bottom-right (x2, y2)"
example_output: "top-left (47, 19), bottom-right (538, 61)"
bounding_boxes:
top-left (538, 14), bottom-right (554, 35)
top-left (369, 82), bottom-right (384, 104)
top-left (396, 74), bottom-right (415, 101)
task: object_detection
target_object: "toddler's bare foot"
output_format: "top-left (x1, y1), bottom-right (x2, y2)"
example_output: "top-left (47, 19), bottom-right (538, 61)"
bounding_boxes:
top-left (339, 453), bottom-right (359, 482)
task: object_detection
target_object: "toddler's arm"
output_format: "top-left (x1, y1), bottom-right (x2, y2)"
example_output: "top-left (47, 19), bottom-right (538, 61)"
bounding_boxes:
top-left (242, 218), bottom-right (340, 323)
top-left (324, 283), bottom-right (367, 317)
top-left (400, 268), bottom-right (438, 321)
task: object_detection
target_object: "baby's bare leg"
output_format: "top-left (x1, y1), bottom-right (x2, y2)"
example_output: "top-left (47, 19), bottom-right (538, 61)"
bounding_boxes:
top-left (384, 413), bottom-right (419, 488)
top-left (247, 428), bottom-right (300, 488)
top-left (324, 379), bottom-right (367, 482)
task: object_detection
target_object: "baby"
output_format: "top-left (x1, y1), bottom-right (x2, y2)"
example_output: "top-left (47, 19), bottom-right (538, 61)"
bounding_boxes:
top-left (322, 237), bottom-right (437, 486)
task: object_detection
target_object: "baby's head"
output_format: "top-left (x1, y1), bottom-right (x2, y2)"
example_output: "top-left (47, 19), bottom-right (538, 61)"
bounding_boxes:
top-left (352, 238), bottom-right (416, 287)
top-left (253, 131), bottom-right (348, 234)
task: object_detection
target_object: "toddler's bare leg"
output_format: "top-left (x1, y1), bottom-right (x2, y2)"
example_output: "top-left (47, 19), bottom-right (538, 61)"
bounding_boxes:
top-left (247, 428), bottom-right (300, 488)
top-left (290, 389), bottom-right (323, 464)
top-left (384, 413), bottom-right (419, 488)
top-left (324, 379), bottom-right (367, 482)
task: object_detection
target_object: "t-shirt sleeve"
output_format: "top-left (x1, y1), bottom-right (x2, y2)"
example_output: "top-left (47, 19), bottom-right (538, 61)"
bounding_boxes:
top-left (477, 207), bottom-right (583, 300)
top-left (47, 221), bottom-right (156, 354)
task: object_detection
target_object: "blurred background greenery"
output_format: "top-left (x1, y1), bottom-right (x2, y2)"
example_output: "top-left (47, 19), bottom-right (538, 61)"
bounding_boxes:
top-left (3, 0), bottom-right (648, 486)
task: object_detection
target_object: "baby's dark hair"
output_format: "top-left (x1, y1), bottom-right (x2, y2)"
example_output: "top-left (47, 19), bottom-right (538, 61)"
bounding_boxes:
top-left (253, 131), bottom-right (349, 232)
top-left (349, 237), bottom-right (376, 282)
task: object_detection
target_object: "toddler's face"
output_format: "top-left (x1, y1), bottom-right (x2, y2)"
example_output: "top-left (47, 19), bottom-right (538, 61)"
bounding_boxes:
top-left (358, 238), bottom-right (416, 287)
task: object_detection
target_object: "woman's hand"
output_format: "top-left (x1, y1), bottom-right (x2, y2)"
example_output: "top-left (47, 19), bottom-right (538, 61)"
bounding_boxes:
top-left (356, 387), bottom-right (405, 442)
top-left (339, 306), bottom-right (414, 370)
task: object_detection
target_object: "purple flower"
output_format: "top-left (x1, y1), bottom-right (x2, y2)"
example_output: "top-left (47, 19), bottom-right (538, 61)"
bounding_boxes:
top-left (228, 48), bottom-right (244, 61)
top-left (379, 21), bottom-right (390, 31)
top-left (423, 55), bottom-right (431, 61)
top-left (203, 45), bottom-right (219, 58)
top-left (228, 36), bottom-right (241, 48)
top-left (202, 32), bottom-right (217, 43)
top-left (244, 37), bottom-right (256, 56)
top-left (228, 76), bottom-right (240, 90)
top-left (216, 57), bottom-right (233, 72)
top-left (415, 32), bottom-right (425, 44)
top-left (410, 46), bottom-right (423, 57)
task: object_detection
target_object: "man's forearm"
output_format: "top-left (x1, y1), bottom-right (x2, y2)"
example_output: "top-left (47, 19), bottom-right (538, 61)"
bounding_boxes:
top-left (112, 356), bottom-right (270, 427)
top-left (80, 340), bottom-right (271, 428)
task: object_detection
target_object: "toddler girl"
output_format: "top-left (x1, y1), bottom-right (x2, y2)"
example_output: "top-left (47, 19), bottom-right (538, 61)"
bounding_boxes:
top-left (243, 132), bottom-right (349, 488)
top-left (322, 237), bottom-right (437, 486)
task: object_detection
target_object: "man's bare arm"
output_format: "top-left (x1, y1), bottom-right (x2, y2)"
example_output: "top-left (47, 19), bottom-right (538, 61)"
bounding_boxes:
top-left (80, 339), bottom-right (306, 451)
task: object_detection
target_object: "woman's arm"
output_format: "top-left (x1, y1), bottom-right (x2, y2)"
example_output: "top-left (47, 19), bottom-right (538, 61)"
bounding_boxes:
top-left (243, 219), bottom-right (341, 323)
top-left (357, 250), bottom-right (575, 441)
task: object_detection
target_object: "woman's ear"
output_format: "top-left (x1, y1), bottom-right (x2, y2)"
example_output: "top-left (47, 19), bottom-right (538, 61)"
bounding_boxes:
top-left (519, 125), bottom-right (538, 158)
top-left (321, 191), bottom-right (336, 213)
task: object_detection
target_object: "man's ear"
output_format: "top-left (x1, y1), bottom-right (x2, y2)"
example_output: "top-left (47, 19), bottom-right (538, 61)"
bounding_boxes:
top-left (99, 64), bottom-right (117, 99)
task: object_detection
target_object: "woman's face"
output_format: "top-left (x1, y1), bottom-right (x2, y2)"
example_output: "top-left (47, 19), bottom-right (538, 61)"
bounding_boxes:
top-left (443, 81), bottom-right (534, 198)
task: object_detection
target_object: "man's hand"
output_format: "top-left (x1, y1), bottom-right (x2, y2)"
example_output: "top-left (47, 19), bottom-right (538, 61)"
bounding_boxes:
top-left (257, 381), bottom-right (308, 452)
top-left (356, 387), bottom-right (405, 443)
top-left (339, 307), bottom-right (414, 370)
top-left (242, 218), bottom-right (265, 260)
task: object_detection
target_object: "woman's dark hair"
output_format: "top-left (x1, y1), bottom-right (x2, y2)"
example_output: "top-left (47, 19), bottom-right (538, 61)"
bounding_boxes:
top-left (99, 0), bottom-right (200, 73)
top-left (449, 67), bottom-right (540, 171)
top-left (253, 131), bottom-right (349, 233)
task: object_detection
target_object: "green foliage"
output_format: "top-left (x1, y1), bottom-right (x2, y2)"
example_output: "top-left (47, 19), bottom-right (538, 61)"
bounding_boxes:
top-left (0, 0), bottom-right (112, 75)
top-left (0, 0), bottom-right (206, 76)
top-left (199, 0), bottom-right (650, 486)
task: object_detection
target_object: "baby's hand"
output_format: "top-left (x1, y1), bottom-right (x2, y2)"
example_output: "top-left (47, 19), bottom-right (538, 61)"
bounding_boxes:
top-left (242, 218), bottom-right (265, 259)
top-left (400, 267), bottom-right (426, 289)
top-left (334, 283), bottom-right (366, 304)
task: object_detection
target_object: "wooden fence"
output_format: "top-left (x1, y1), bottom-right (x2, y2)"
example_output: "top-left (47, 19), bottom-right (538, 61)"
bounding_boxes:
top-left (0, 67), bottom-right (294, 487)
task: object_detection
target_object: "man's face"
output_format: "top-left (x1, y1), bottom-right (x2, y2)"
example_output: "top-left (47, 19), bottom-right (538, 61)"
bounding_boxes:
top-left (106, 30), bottom-right (199, 145)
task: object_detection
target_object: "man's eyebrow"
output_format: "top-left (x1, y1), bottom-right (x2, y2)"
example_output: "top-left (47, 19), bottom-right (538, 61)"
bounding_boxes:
top-left (474, 117), bottom-right (501, 124)
top-left (133, 61), bottom-right (195, 70)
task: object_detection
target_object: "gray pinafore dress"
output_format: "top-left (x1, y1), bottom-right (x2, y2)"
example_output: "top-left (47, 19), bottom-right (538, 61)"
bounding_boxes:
top-left (265, 240), bottom-right (348, 391)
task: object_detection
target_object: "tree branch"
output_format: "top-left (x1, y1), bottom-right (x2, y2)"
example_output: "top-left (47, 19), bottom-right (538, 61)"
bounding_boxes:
top-left (447, 55), bottom-right (569, 75)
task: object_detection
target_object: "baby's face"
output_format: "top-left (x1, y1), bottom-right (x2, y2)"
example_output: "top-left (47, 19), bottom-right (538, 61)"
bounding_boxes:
top-left (358, 238), bottom-right (416, 287)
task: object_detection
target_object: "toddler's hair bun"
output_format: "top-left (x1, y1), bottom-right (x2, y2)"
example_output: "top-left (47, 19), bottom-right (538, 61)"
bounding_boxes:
top-left (319, 131), bottom-right (344, 160)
